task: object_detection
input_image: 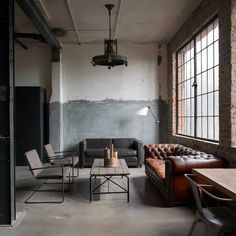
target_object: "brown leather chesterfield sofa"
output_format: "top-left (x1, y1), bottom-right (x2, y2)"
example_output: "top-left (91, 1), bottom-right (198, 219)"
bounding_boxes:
top-left (144, 144), bottom-right (224, 205)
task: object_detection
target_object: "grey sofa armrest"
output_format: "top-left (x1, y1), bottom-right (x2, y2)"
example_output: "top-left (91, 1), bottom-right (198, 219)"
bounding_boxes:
top-left (79, 139), bottom-right (87, 168)
top-left (134, 139), bottom-right (144, 166)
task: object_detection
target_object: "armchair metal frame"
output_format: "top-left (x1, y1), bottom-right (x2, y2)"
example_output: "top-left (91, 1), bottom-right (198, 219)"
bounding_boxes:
top-left (44, 144), bottom-right (79, 182)
top-left (25, 149), bottom-right (71, 204)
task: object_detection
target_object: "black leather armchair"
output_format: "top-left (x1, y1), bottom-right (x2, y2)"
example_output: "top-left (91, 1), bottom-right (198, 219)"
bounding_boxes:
top-left (79, 138), bottom-right (143, 168)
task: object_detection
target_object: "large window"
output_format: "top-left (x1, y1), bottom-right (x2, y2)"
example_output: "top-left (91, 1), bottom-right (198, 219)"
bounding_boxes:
top-left (177, 18), bottom-right (219, 141)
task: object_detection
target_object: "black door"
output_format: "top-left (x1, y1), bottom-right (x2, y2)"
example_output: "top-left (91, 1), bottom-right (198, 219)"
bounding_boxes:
top-left (15, 87), bottom-right (45, 166)
top-left (0, 0), bottom-right (15, 224)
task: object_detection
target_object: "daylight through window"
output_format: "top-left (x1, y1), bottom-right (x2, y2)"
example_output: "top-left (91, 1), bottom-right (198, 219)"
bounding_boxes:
top-left (177, 18), bottom-right (219, 141)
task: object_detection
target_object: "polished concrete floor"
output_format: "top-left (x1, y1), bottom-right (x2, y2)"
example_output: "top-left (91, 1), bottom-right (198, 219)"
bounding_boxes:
top-left (0, 167), bottom-right (206, 236)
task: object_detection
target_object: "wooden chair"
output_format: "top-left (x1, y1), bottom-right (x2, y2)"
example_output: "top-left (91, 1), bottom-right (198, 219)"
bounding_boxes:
top-left (44, 144), bottom-right (79, 182)
top-left (24, 149), bottom-right (71, 203)
top-left (185, 174), bottom-right (236, 236)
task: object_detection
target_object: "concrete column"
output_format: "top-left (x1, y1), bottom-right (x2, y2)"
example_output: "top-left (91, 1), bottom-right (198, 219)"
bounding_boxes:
top-left (49, 50), bottom-right (63, 151)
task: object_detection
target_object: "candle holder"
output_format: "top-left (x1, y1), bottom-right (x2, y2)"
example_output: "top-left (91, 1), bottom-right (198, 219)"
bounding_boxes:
top-left (104, 144), bottom-right (118, 167)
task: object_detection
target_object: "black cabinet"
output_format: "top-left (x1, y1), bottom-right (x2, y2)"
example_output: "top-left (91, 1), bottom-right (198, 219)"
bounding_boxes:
top-left (15, 87), bottom-right (46, 166)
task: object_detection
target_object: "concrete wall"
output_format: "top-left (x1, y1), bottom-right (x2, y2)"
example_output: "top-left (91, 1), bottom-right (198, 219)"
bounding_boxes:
top-left (15, 42), bottom-right (51, 101)
top-left (50, 43), bottom-right (168, 149)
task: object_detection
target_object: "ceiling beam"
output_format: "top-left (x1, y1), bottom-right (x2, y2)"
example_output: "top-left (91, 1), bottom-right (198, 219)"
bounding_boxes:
top-left (65, 0), bottom-right (81, 45)
top-left (15, 0), bottom-right (61, 49)
top-left (14, 33), bottom-right (47, 43)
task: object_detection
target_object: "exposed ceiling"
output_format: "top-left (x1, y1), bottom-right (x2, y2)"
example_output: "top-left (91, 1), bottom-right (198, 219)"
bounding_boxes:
top-left (15, 0), bottom-right (201, 45)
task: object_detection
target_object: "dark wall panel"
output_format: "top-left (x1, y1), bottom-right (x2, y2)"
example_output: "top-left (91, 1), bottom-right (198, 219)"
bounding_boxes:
top-left (15, 87), bottom-right (45, 165)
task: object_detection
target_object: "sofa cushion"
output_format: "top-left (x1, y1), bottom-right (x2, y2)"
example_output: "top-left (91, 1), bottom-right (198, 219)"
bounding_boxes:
top-left (112, 138), bottom-right (135, 148)
top-left (146, 158), bottom-right (165, 179)
top-left (86, 139), bottom-right (111, 149)
top-left (117, 148), bottom-right (137, 157)
top-left (85, 149), bottom-right (105, 158)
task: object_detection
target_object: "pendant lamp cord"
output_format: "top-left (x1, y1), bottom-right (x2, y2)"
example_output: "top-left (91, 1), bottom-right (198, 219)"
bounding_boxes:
top-left (108, 8), bottom-right (111, 39)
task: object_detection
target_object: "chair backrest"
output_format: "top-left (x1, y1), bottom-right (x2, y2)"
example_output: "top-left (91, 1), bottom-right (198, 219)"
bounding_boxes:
top-left (44, 144), bottom-right (55, 161)
top-left (185, 174), bottom-right (233, 217)
top-left (185, 174), bottom-right (205, 216)
top-left (24, 149), bottom-right (43, 177)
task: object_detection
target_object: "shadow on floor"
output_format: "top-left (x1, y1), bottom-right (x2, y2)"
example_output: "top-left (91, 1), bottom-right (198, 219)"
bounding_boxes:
top-left (131, 175), bottom-right (169, 207)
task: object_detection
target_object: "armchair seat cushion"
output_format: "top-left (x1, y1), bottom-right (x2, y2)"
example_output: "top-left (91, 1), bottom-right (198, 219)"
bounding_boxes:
top-left (36, 166), bottom-right (70, 179)
top-left (117, 148), bottom-right (137, 157)
top-left (52, 156), bottom-right (79, 166)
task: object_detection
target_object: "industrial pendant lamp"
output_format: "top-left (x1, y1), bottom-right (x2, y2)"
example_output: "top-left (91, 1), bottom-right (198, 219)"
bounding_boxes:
top-left (91, 4), bottom-right (128, 69)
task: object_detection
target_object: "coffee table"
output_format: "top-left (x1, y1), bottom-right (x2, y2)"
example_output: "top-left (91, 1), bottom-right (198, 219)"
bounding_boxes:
top-left (89, 159), bottom-right (130, 202)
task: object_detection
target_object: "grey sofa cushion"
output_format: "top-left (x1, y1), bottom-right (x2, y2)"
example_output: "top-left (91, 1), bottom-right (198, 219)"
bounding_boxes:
top-left (117, 148), bottom-right (137, 157)
top-left (85, 148), bottom-right (105, 157)
top-left (86, 139), bottom-right (112, 149)
top-left (112, 138), bottom-right (135, 148)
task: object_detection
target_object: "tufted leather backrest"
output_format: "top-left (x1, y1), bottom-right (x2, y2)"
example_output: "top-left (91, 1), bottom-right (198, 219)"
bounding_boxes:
top-left (144, 144), bottom-right (206, 160)
top-left (144, 144), bottom-right (181, 160)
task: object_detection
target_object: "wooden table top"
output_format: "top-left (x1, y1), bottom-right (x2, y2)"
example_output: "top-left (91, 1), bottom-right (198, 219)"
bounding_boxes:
top-left (90, 159), bottom-right (130, 176)
top-left (192, 168), bottom-right (236, 200)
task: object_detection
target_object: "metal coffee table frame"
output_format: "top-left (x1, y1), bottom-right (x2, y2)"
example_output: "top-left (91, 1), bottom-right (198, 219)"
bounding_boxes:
top-left (89, 159), bottom-right (130, 202)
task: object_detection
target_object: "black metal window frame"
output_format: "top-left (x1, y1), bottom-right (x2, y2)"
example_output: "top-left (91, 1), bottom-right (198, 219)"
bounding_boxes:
top-left (176, 17), bottom-right (219, 142)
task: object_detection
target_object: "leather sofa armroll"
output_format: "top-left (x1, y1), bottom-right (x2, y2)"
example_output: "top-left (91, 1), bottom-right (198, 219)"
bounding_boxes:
top-left (167, 155), bottom-right (223, 175)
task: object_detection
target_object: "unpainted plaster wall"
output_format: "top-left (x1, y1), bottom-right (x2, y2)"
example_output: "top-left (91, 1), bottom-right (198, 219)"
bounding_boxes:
top-left (15, 42), bottom-right (51, 101)
top-left (61, 44), bottom-right (159, 102)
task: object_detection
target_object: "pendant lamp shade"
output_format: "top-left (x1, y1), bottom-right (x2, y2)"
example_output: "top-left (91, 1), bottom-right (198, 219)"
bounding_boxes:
top-left (91, 4), bottom-right (128, 69)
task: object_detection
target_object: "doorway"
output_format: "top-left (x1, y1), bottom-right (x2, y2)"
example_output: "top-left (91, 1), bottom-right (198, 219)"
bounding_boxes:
top-left (0, 0), bottom-right (16, 225)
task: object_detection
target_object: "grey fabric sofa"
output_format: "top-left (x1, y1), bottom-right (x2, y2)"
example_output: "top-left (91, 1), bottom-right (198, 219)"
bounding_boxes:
top-left (79, 138), bottom-right (143, 168)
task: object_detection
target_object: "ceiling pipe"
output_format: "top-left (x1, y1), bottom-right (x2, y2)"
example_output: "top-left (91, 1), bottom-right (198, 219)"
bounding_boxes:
top-left (15, 0), bottom-right (61, 49)
top-left (36, 0), bottom-right (52, 22)
top-left (65, 0), bottom-right (81, 45)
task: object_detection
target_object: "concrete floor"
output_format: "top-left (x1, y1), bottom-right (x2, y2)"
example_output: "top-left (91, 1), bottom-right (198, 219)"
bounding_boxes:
top-left (0, 167), bottom-right (206, 236)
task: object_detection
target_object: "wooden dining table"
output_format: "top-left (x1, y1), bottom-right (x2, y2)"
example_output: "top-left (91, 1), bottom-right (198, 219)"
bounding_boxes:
top-left (192, 168), bottom-right (236, 200)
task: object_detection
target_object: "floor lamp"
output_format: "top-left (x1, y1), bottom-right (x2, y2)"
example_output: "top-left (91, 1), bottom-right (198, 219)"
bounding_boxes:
top-left (136, 106), bottom-right (160, 124)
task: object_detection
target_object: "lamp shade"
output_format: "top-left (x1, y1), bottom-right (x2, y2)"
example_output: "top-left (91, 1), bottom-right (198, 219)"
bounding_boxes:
top-left (136, 106), bottom-right (160, 123)
top-left (136, 106), bottom-right (149, 116)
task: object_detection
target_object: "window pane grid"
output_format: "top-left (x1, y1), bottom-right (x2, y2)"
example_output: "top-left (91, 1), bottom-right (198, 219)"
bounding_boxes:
top-left (176, 19), bottom-right (219, 141)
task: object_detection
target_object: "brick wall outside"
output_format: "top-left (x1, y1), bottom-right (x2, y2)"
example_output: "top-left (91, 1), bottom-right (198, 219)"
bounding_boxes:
top-left (167, 0), bottom-right (236, 165)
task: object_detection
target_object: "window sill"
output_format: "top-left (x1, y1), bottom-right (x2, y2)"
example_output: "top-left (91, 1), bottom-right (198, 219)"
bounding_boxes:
top-left (173, 134), bottom-right (219, 146)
